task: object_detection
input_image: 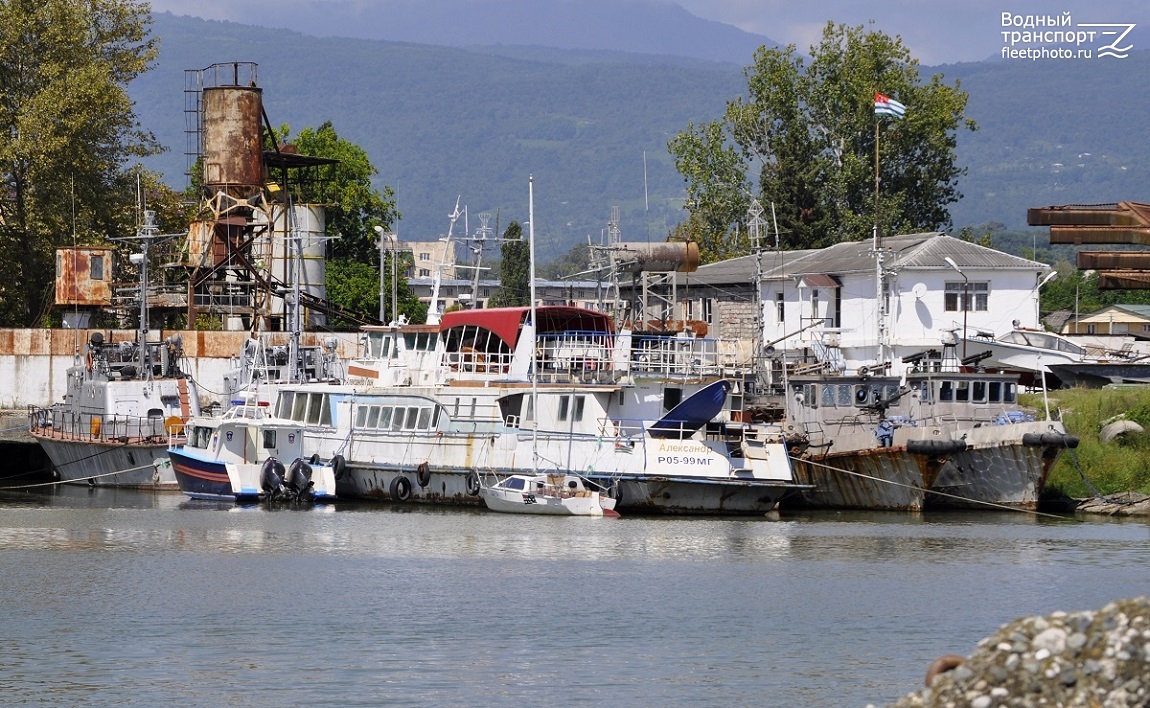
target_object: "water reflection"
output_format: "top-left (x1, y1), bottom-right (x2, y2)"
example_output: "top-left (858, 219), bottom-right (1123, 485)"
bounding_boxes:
top-left (2, 489), bottom-right (1150, 706)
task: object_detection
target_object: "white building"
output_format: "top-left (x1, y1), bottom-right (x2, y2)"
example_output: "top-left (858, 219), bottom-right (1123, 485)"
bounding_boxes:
top-left (680, 232), bottom-right (1054, 377)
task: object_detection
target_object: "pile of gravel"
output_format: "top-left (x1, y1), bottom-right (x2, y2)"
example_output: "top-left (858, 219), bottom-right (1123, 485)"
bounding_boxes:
top-left (889, 597), bottom-right (1150, 707)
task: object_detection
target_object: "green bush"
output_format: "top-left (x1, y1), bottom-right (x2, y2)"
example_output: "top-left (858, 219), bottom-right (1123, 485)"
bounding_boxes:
top-left (1033, 387), bottom-right (1150, 498)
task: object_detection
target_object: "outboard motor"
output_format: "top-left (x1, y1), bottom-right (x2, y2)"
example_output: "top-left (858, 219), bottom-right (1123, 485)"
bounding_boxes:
top-left (260, 457), bottom-right (287, 499)
top-left (287, 458), bottom-right (314, 500)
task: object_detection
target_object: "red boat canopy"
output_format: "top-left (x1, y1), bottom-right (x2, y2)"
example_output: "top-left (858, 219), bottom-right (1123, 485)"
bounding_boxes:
top-left (439, 307), bottom-right (613, 349)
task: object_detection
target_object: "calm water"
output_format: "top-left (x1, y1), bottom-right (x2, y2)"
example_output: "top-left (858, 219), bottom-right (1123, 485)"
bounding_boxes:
top-left (0, 484), bottom-right (1148, 706)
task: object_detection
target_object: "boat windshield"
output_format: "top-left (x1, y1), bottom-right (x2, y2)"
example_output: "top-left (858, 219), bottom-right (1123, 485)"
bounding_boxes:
top-left (1000, 330), bottom-right (1086, 355)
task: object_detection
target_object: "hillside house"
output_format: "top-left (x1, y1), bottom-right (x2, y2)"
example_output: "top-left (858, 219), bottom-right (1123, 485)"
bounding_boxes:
top-left (676, 232), bottom-right (1053, 378)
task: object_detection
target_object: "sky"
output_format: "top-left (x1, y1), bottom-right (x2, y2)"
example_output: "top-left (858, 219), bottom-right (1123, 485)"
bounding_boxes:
top-left (673, 0), bottom-right (1146, 64)
top-left (147, 0), bottom-right (1147, 66)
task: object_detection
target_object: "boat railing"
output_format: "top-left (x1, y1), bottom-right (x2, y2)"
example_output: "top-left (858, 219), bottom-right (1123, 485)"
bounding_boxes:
top-left (625, 336), bottom-right (740, 378)
top-left (29, 406), bottom-right (184, 445)
top-left (444, 348), bottom-right (514, 377)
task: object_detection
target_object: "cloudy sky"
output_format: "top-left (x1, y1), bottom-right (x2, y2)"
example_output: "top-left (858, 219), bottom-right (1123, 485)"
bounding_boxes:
top-left (673, 0), bottom-right (1145, 64)
top-left (148, 0), bottom-right (1146, 65)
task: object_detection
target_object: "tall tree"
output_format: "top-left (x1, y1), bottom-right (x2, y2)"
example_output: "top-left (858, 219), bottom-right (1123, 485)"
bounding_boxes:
top-left (270, 121), bottom-right (398, 263)
top-left (269, 121), bottom-right (411, 323)
top-left (488, 221), bottom-right (529, 307)
top-left (0, 0), bottom-right (160, 325)
top-left (669, 22), bottom-right (975, 261)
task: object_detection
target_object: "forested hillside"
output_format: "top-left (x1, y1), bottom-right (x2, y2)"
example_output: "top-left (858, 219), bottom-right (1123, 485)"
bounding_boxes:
top-left (131, 13), bottom-right (1150, 263)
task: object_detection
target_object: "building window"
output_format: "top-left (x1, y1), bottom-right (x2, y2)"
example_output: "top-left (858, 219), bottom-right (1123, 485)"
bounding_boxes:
top-left (775, 293), bottom-right (785, 324)
top-left (702, 299), bottom-right (714, 325)
top-left (419, 269), bottom-right (430, 278)
top-left (91, 255), bottom-right (104, 280)
top-left (944, 282), bottom-right (989, 312)
top-left (1086, 324), bottom-right (1096, 334)
top-left (419, 252), bottom-right (430, 261)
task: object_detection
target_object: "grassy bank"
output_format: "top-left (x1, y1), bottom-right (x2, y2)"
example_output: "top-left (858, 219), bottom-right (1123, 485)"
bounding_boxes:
top-left (1022, 387), bottom-right (1150, 498)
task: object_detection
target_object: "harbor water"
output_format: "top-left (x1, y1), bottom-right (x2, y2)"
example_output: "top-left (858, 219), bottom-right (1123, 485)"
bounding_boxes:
top-left (1, 484), bottom-right (1148, 706)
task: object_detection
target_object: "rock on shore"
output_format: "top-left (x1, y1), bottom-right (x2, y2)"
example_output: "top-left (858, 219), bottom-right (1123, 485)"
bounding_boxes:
top-left (890, 597), bottom-right (1150, 707)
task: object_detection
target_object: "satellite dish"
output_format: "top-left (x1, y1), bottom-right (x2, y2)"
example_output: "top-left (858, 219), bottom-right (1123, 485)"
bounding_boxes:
top-left (912, 283), bottom-right (928, 299)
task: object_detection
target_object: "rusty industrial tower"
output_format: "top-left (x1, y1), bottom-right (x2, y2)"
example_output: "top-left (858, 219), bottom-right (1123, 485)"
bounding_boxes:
top-left (178, 62), bottom-right (377, 332)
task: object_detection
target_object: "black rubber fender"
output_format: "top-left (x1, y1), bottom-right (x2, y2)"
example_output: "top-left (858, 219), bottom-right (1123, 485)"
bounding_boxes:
top-left (1023, 432), bottom-right (1080, 448)
top-left (389, 475), bottom-right (413, 502)
top-left (465, 470), bottom-right (481, 496)
top-left (416, 461), bottom-right (431, 488)
top-left (330, 454), bottom-right (347, 481)
top-left (906, 439), bottom-right (967, 455)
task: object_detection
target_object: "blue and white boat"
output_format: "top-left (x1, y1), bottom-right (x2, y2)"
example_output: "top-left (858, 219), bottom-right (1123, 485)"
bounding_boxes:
top-left (168, 402), bottom-right (338, 502)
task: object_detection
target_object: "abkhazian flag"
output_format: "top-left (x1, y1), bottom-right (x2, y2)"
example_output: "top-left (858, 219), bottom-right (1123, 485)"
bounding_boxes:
top-left (874, 92), bottom-right (906, 119)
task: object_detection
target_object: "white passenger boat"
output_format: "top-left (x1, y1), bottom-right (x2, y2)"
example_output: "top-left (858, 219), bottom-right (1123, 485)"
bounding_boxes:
top-left (267, 305), bottom-right (803, 515)
top-left (480, 472), bottom-right (619, 516)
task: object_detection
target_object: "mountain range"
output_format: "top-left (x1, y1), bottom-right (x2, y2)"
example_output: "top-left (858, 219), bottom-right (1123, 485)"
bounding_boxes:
top-left (131, 11), bottom-right (1150, 262)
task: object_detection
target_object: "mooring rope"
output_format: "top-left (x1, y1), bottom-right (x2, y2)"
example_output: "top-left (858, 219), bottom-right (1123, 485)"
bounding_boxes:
top-left (0, 464), bottom-right (157, 491)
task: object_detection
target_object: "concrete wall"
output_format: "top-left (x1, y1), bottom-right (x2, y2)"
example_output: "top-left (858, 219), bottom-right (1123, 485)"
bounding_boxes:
top-left (0, 329), bottom-right (363, 409)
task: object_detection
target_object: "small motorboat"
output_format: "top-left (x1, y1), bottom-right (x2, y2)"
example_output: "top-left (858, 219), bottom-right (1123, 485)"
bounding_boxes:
top-left (168, 402), bottom-right (338, 503)
top-left (480, 472), bottom-right (619, 516)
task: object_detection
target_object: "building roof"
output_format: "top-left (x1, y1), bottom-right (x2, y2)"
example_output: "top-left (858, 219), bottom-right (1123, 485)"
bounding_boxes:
top-left (685, 232), bottom-right (1049, 286)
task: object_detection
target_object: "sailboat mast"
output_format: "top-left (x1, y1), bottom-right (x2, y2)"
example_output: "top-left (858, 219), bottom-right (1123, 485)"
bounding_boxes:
top-left (528, 176), bottom-right (539, 470)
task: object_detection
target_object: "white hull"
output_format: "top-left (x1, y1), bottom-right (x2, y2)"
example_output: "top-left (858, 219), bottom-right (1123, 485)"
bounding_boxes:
top-left (480, 489), bottom-right (605, 516)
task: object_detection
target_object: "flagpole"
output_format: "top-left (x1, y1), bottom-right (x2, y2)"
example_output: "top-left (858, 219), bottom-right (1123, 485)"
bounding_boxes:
top-left (874, 117), bottom-right (880, 247)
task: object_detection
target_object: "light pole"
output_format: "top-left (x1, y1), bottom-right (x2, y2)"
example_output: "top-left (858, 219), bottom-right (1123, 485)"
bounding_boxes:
top-left (1035, 270), bottom-right (1058, 326)
top-left (374, 225), bottom-right (399, 325)
top-left (944, 257), bottom-right (969, 359)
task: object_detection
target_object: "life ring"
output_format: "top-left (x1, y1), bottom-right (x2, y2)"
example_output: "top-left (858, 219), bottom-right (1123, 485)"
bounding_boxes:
top-left (416, 461), bottom-right (431, 488)
top-left (465, 470), bottom-right (481, 496)
top-left (390, 475), bottom-right (413, 502)
top-left (331, 454), bottom-right (347, 481)
top-left (925, 655), bottom-right (966, 687)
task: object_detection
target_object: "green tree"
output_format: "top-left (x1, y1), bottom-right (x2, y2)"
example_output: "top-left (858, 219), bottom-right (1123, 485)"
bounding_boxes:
top-left (0, 0), bottom-right (160, 325)
top-left (268, 121), bottom-right (411, 323)
top-left (270, 121), bottom-right (398, 263)
top-left (488, 221), bottom-right (529, 307)
top-left (669, 21), bottom-right (975, 261)
top-left (324, 252), bottom-right (426, 329)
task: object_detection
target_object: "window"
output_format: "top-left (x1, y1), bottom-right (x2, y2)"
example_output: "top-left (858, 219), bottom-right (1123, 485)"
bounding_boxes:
top-left (703, 299), bottom-right (714, 325)
top-left (378, 407), bottom-right (393, 429)
top-left (559, 395), bottom-right (570, 421)
top-left (419, 252), bottom-right (430, 261)
top-left (944, 282), bottom-right (990, 312)
top-left (972, 381), bottom-right (987, 403)
top-left (419, 268), bottom-right (430, 278)
top-left (775, 293), bottom-right (785, 324)
top-left (366, 406), bottom-right (381, 428)
top-left (572, 396), bottom-right (585, 422)
top-left (811, 289), bottom-right (820, 322)
top-left (277, 392), bottom-right (294, 419)
top-left (262, 430), bottom-right (276, 449)
top-left (91, 255), bottom-right (104, 280)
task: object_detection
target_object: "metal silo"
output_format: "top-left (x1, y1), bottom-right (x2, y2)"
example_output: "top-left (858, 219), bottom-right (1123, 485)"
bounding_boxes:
top-left (201, 84), bottom-right (265, 196)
